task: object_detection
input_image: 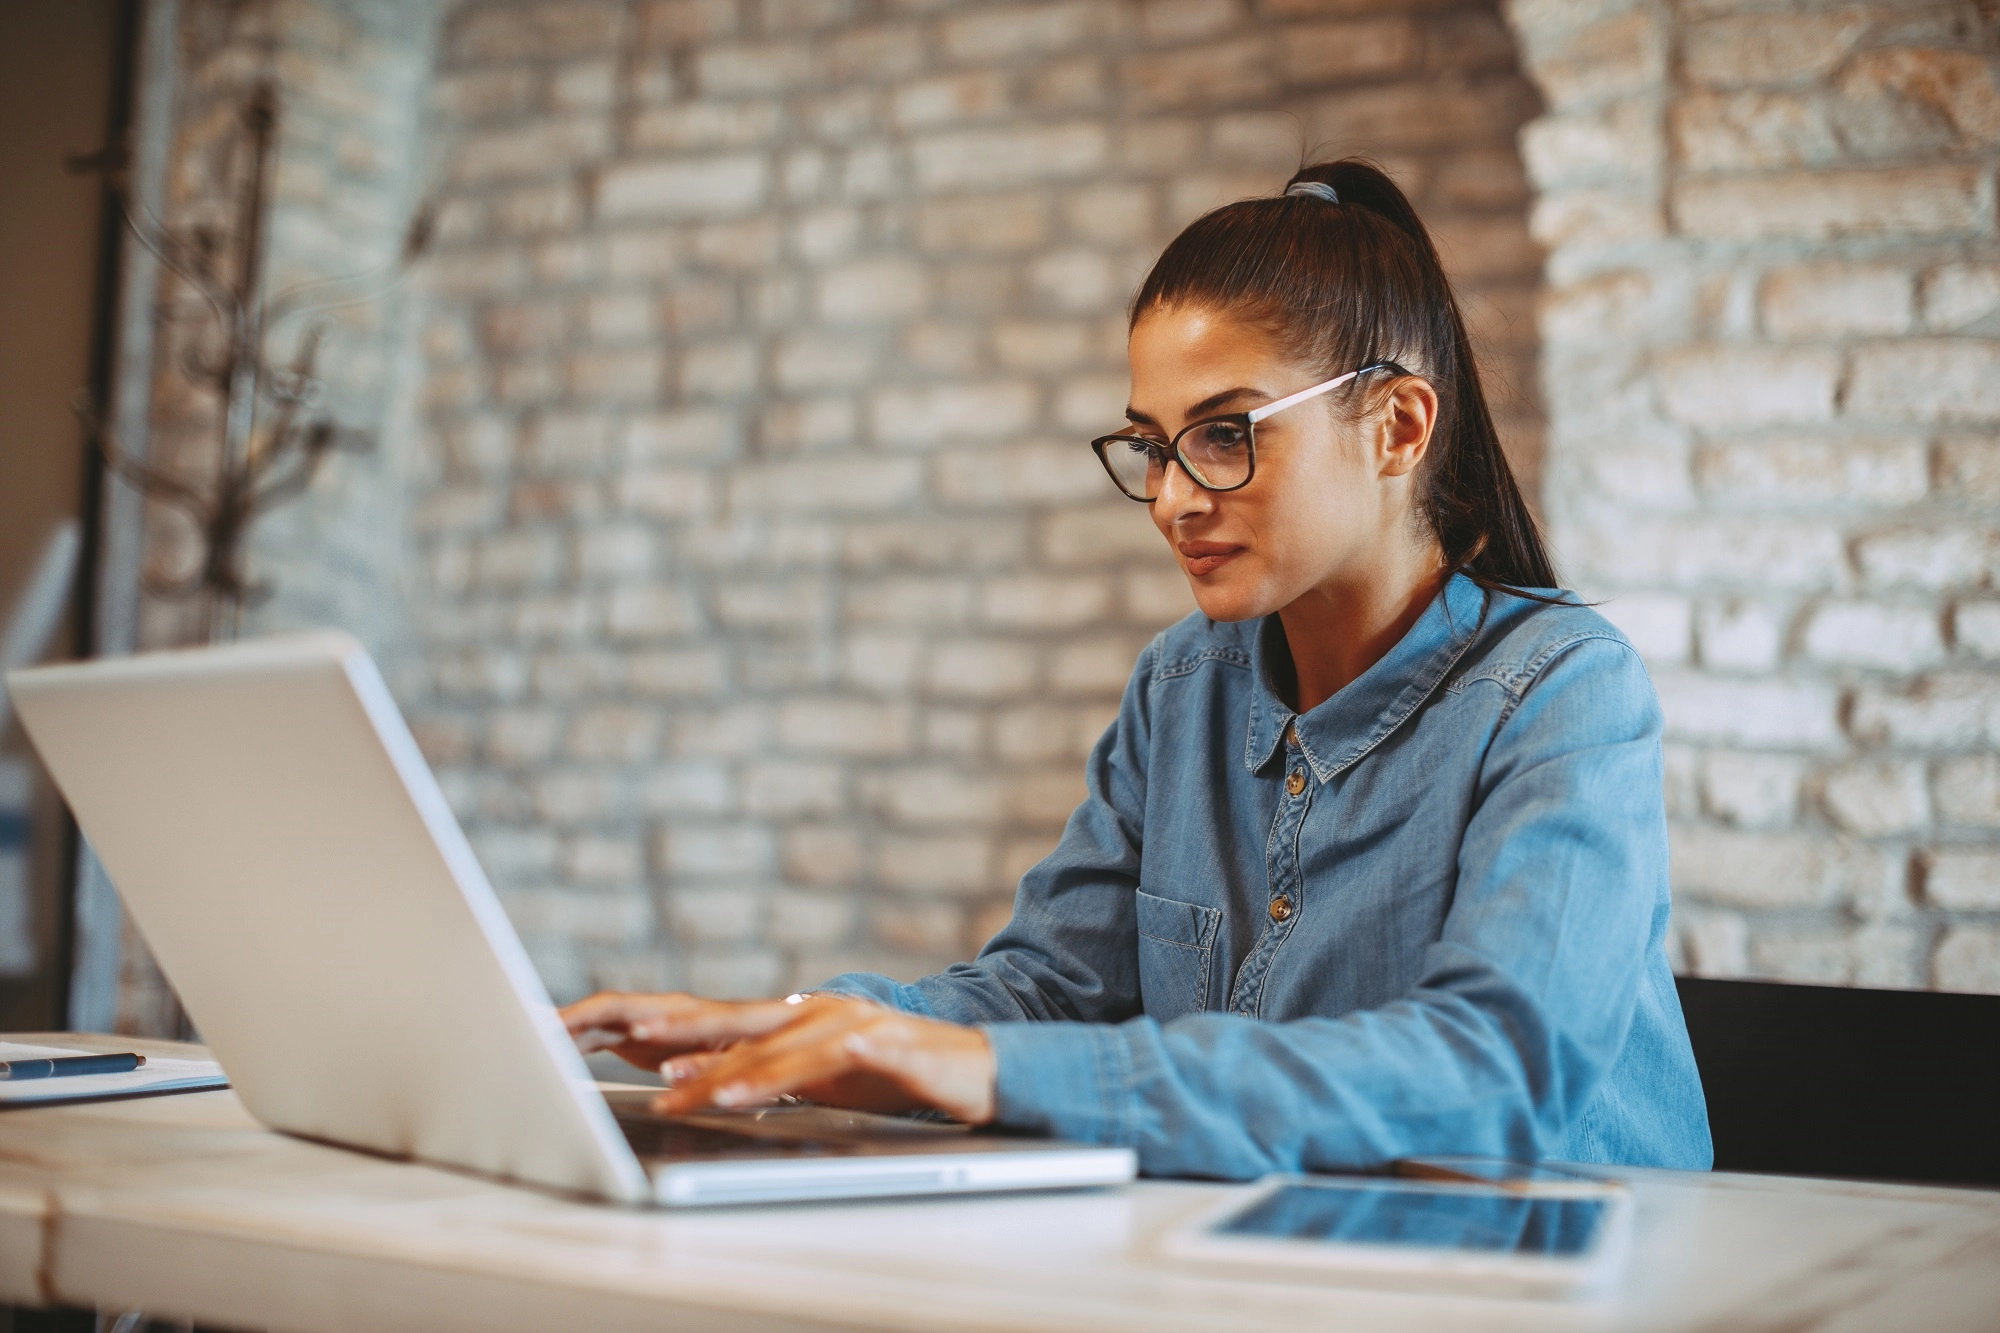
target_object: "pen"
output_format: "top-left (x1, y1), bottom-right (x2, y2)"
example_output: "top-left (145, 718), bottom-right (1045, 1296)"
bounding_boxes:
top-left (0, 1052), bottom-right (146, 1080)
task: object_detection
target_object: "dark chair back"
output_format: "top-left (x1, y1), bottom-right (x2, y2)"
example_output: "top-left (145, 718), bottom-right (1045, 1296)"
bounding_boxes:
top-left (1674, 975), bottom-right (2000, 1190)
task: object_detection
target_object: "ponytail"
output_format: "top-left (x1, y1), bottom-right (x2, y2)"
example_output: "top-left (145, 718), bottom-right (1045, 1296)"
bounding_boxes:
top-left (1131, 158), bottom-right (1558, 595)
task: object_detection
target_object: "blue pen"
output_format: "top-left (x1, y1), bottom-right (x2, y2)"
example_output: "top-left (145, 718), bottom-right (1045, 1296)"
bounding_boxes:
top-left (0, 1052), bottom-right (145, 1080)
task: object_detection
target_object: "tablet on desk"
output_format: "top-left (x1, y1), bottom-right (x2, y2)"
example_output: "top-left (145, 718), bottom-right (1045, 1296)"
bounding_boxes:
top-left (1161, 1172), bottom-right (1632, 1299)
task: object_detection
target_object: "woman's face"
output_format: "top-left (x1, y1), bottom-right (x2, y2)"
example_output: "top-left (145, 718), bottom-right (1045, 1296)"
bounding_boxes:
top-left (1124, 303), bottom-right (1434, 624)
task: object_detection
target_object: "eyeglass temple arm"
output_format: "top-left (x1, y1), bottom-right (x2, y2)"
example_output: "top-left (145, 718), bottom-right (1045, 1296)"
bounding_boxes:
top-left (1244, 363), bottom-right (1404, 425)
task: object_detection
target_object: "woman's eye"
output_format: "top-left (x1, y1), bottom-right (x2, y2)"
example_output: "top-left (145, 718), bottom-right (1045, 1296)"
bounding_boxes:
top-left (1199, 422), bottom-right (1247, 450)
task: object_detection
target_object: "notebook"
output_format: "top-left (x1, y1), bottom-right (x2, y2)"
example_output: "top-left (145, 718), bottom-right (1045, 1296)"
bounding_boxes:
top-left (0, 1041), bottom-right (228, 1108)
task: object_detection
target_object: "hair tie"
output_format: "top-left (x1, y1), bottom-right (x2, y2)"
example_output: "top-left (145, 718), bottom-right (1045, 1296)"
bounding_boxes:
top-left (1285, 181), bottom-right (1339, 205)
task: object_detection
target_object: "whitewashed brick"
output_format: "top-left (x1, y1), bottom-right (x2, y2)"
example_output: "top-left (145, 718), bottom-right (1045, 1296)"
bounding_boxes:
top-left (1935, 755), bottom-right (2000, 827)
top-left (875, 834), bottom-right (992, 896)
top-left (778, 698), bottom-right (915, 756)
top-left (1802, 602), bottom-right (1945, 671)
top-left (1695, 601), bottom-right (1786, 672)
top-left (977, 575), bottom-right (1113, 629)
top-left (870, 382), bottom-right (1038, 449)
top-left (867, 767), bottom-right (1003, 826)
top-left (1655, 345), bottom-right (1838, 427)
top-left (638, 760), bottom-right (735, 816)
top-left (1751, 925), bottom-right (1926, 990)
top-left (925, 639), bottom-right (1038, 699)
top-left (910, 123), bottom-right (1110, 192)
top-left (767, 889), bottom-right (859, 949)
top-left (1598, 594), bottom-right (1691, 665)
top-left (1700, 751), bottom-right (1804, 829)
top-left (598, 154), bottom-right (770, 219)
top-left (1846, 341), bottom-right (2000, 423)
top-left (729, 457), bottom-right (924, 514)
top-left (606, 585), bottom-right (701, 639)
top-left (1654, 673), bottom-right (1842, 748)
top-left (1854, 528), bottom-right (2000, 592)
top-left (1693, 435), bottom-right (1928, 508)
top-left (1956, 602), bottom-right (2000, 659)
top-left (658, 823), bottom-right (775, 877)
top-left (627, 647), bottom-right (728, 699)
top-left (1821, 760), bottom-right (1931, 837)
top-left (1676, 906), bottom-right (1752, 978)
top-left (817, 257), bottom-right (928, 322)
top-left (1760, 264), bottom-right (1912, 340)
top-left (668, 887), bottom-right (766, 945)
top-left (871, 898), bottom-right (966, 955)
top-left (935, 443), bottom-right (1105, 507)
top-left (1934, 927), bottom-right (2000, 992)
top-left (1924, 849), bottom-right (2000, 910)
top-left (1670, 824), bottom-right (1882, 910)
top-left (1850, 674), bottom-right (2000, 749)
top-left (687, 950), bottom-right (784, 999)
top-left (1921, 263), bottom-right (2000, 333)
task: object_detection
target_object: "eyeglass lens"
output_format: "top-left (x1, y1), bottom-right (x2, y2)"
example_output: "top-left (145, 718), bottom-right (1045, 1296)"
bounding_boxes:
top-left (1099, 418), bottom-right (1252, 501)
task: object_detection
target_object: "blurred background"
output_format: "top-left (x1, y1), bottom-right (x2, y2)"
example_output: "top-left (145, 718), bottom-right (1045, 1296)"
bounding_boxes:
top-left (2, 0), bottom-right (1996, 1037)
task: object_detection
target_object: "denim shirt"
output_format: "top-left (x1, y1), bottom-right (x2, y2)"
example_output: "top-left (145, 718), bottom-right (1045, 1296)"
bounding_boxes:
top-left (822, 574), bottom-right (1713, 1178)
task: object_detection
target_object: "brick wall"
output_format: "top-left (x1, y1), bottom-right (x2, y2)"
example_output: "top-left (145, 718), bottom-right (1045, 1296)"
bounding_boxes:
top-left (406, 0), bottom-right (1546, 1000)
top-left (114, 0), bottom-right (439, 1032)
top-left (112, 0), bottom-right (1999, 1032)
top-left (1507, 0), bottom-right (2000, 990)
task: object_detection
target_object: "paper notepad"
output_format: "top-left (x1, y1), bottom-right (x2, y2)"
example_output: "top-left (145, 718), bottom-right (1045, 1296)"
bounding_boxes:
top-left (0, 1041), bottom-right (228, 1108)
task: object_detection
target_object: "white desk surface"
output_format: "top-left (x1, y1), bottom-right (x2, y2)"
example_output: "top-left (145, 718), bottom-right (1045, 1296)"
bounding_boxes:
top-left (2, 1034), bottom-right (1997, 1333)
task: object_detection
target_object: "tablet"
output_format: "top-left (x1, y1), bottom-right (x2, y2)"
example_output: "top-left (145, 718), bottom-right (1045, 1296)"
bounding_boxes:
top-left (1161, 1173), bottom-right (1632, 1299)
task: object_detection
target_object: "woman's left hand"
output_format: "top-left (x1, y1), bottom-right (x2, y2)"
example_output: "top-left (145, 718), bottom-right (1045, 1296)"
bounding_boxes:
top-left (651, 993), bottom-right (997, 1125)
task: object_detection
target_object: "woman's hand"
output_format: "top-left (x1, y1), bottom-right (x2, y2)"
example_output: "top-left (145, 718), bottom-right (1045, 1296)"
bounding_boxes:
top-left (558, 991), bottom-right (996, 1125)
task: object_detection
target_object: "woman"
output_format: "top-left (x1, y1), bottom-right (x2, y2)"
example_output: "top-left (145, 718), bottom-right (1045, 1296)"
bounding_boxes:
top-left (563, 160), bottom-right (1713, 1176)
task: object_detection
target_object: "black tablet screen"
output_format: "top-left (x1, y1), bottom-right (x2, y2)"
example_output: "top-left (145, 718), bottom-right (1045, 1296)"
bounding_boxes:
top-left (1215, 1183), bottom-right (1607, 1257)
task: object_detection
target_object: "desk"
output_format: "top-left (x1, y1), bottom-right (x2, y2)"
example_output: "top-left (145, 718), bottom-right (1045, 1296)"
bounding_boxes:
top-left (3, 1033), bottom-right (1997, 1332)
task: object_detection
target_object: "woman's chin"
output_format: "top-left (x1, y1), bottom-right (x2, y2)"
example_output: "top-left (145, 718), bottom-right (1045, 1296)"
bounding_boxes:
top-left (1187, 575), bottom-right (1277, 624)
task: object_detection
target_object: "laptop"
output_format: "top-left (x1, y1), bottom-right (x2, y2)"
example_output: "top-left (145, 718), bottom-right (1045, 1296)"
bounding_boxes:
top-left (6, 631), bottom-right (1136, 1206)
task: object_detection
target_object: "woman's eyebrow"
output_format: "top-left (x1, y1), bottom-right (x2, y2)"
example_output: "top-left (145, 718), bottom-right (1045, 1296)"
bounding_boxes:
top-left (1126, 387), bottom-right (1267, 426)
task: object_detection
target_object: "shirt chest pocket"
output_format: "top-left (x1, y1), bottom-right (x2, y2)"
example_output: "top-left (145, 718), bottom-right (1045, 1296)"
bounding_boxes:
top-left (1134, 889), bottom-right (1222, 1023)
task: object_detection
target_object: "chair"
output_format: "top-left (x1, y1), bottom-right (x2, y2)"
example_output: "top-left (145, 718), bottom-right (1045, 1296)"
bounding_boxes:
top-left (1674, 975), bottom-right (2000, 1189)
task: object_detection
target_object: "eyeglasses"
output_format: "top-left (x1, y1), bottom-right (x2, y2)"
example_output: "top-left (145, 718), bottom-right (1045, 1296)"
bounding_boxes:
top-left (1089, 361), bottom-right (1408, 502)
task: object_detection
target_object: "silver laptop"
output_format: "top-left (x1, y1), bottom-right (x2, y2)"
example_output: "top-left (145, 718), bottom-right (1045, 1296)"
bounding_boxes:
top-left (6, 632), bottom-right (1136, 1206)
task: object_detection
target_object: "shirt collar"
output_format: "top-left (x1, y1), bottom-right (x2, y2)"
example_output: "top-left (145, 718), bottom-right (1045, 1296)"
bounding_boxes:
top-left (1243, 573), bottom-right (1488, 781)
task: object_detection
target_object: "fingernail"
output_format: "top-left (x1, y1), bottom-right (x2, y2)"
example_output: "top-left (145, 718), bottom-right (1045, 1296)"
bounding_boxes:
top-left (713, 1083), bottom-right (747, 1107)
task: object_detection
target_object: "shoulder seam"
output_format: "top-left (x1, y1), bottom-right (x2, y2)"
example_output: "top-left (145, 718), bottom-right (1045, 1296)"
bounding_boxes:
top-left (1492, 631), bottom-right (1638, 727)
top-left (1153, 643), bottom-right (1252, 682)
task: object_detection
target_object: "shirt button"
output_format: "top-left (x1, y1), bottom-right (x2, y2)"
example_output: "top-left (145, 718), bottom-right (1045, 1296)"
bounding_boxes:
top-left (1269, 896), bottom-right (1294, 923)
top-left (1285, 770), bottom-right (1306, 796)
top-left (1284, 722), bottom-right (1299, 748)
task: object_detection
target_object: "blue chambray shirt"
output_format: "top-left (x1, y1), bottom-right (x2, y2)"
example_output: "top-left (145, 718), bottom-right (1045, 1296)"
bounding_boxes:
top-left (822, 574), bottom-right (1714, 1178)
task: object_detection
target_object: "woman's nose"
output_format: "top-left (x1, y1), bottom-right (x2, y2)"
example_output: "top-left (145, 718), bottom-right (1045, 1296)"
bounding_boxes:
top-left (1153, 453), bottom-right (1214, 524)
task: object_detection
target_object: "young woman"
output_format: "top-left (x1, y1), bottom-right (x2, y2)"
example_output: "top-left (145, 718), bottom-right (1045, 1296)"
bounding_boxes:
top-left (563, 160), bottom-right (1713, 1176)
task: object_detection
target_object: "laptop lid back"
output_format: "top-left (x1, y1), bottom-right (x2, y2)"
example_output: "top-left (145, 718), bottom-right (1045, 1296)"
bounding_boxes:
top-left (7, 632), bottom-right (651, 1203)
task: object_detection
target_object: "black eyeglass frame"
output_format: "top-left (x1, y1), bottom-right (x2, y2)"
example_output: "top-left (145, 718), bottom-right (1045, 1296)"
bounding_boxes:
top-left (1088, 361), bottom-right (1410, 503)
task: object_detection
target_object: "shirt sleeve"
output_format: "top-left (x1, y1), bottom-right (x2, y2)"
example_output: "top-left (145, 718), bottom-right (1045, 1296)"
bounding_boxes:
top-left (974, 635), bottom-right (1672, 1178)
top-left (814, 636), bottom-right (1159, 1026)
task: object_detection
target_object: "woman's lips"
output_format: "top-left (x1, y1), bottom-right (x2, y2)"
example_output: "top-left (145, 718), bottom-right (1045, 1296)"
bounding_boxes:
top-left (1178, 541), bottom-right (1243, 577)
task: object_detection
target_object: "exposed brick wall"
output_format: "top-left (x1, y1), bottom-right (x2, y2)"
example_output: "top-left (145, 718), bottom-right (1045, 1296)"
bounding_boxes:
top-left (1506, 0), bottom-right (2000, 990)
top-left (114, 0), bottom-right (439, 1033)
top-left (407, 0), bottom-right (1547, 999)
top-left (116, 0), bottom-right (2000, 1028)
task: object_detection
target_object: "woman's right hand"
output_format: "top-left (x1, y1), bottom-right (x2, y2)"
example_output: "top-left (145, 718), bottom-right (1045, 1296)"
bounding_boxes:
top-left (558, 990), bottom-right (811, 1075)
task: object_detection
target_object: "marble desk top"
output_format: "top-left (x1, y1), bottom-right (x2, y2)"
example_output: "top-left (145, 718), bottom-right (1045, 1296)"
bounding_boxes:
top-left (2, 1033), bottom-right (1997, 1333)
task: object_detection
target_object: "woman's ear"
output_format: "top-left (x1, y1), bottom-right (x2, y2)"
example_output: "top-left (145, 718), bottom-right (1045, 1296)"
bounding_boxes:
top-left (1376, 377), bottom-right (1439, 478)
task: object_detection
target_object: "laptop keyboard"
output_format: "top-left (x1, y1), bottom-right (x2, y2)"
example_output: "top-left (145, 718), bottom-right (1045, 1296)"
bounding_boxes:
top-left (615, 1114), bottom-right (837, 1159)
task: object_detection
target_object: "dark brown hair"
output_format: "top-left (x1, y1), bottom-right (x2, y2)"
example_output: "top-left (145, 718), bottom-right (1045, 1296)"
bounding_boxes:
top-left (1131, 158), bottom-right (1559, 595)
